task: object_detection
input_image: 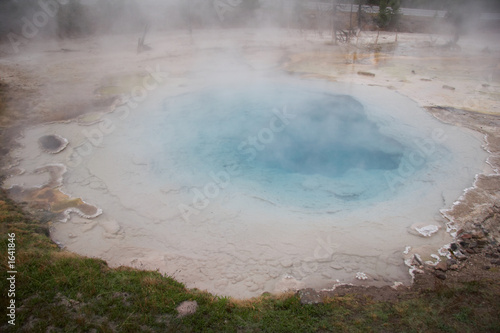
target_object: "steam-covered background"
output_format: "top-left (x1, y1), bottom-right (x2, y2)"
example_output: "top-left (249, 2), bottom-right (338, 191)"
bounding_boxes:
top-left (1, 0), bottom-right (499, 41)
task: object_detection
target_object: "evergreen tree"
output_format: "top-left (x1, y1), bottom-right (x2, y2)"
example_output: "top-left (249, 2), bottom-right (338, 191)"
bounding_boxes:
top-left (377, 0), bottom-right (401, 28)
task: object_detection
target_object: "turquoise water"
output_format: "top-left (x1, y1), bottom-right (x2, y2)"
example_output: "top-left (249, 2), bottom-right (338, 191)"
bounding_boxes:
top-left (145, 84), bottom-right (425, 210)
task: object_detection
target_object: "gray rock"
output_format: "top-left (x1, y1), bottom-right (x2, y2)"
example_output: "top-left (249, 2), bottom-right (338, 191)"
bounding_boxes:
top-left (453, 250), bottom-right (468, 261)
top-left (298, 288), bottom-right (323, 305)
top-left (176, 301), bottom-right (198, 318)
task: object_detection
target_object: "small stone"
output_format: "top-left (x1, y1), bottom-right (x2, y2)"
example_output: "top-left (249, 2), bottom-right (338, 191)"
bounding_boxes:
top-left (298, 288), bottom-right (323, 305)
top-left (435, 261), bottom-right (448, 272)
top-left (491, 259), bottom-right (500, 266)
top-left (434, 271), bottom-right (447, 280)
top-left (413, 254), bottom-right (423, 266)
top-left (450, 243), bottom-right (458, 251)
top-left (450, 264), bottom-right (459, 270)
top-left (453, 250), bottom-right (468, 260)
top-left (484, 266), bottom-right (491, 270)
top-left (176, 301), bottom-right (198, 318)
top-left (461, 233), bottom-right (472, 239)
top-left (442, 85), bottom-right (456, 91)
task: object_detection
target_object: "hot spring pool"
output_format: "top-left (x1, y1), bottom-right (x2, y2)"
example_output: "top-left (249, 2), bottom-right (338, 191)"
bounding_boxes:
top-left (5, 79), bottom-right (488, 298)
top-left (155, 86), bottom-right (405, 211)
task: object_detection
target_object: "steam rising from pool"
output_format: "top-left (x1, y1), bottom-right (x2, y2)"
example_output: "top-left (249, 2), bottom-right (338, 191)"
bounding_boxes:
top-left (4, 80), bottom-right (487, 298)
top-left (154, 86), bottom-right (407, 210)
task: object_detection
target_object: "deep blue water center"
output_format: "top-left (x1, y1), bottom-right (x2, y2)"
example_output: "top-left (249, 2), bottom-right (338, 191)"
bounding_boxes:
top-left (157, 85), bottom-right (409, 207)
top-left (252, 94), bottom-right (404, 178)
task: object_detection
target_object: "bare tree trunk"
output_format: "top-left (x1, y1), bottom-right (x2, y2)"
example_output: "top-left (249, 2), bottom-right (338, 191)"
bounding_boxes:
top-left (350, 0), bottom-right (353, 30)
top-left (316, 2), bottom-right (322, 38)
top-left (331, 0), bottom-right (337, 44)
top-left (137, 23), bottom-right (150, 54)
top-left (357, 0), bottom-right (363, 30)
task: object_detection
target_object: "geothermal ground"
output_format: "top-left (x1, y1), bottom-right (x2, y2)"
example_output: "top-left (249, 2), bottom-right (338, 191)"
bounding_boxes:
top-left (1, 29), bottom-right (500, 299)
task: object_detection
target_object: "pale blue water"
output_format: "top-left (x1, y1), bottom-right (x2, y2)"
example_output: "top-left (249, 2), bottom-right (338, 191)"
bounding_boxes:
top-left (144, 84), bottom-right (424, 210)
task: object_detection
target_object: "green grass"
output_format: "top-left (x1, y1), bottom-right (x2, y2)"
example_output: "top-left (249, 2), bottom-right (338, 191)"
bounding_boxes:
top-left (1, 190), bottom-right (500, 332)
